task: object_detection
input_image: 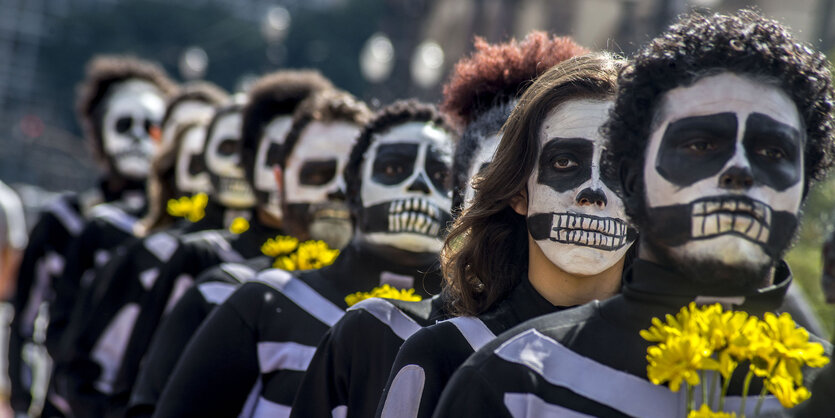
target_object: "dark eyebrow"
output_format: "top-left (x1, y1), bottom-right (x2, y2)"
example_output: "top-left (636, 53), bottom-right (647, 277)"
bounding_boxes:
top-left (745, 112), bottom-right (801, 143)
top-left (664, 112), bottom-right (738, 139)
top-left (545, 137), bottom-right (594, 145)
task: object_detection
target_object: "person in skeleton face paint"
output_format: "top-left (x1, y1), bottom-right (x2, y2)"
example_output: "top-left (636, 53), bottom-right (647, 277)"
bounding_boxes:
top-left (434, 11), bottom-right (835, 418)
top-left (287, 32), bottom-right (586, 418)
top-left (153, 100), bottom-right (453, 418)
top-left (120, 71), bottom-right (332, 418)
top-left (378, 51), bottom-right (631, 418)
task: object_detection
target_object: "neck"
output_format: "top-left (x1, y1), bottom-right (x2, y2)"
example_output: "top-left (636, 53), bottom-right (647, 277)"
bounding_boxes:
top-left (526, 234), bottom-right (623, 307)
top-left (256, 207), bottom-right (283, 230)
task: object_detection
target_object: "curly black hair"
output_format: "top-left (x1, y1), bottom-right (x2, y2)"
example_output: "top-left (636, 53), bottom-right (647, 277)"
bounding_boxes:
top-left (344, 100), bottom-right (456, 217)
top-left (76, 55), bottom-right (178, 165)
top-left (241, 70), bottom-right (333, 191)
top-left (604, 9), bottom-right (835, 226)
top-left (161, 81), bottom-right (228, 128)
top-left (278, 89), bottom-right (372, 170)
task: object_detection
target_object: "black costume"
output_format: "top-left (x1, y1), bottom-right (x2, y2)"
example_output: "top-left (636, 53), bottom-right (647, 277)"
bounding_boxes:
top-left (154, 242), bottom-right (441, 417)
top-left (289, 295), bottom-right (446, 418)
top-left (376, 278), bottom-right (563, 418)
top-left (434, 260), bottom-right (832, 417)
top-left (49, 200), bottom-right (245, 416)
top-left (125, 256), bottom-right (271, 417)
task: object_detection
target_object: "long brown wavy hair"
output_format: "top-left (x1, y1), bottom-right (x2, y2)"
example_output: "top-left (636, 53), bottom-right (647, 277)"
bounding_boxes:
top-left (441, 52), bottom-right (624, 316)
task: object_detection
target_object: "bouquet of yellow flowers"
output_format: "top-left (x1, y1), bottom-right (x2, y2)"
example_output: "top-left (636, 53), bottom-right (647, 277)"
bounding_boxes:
top-left (261, 235), bottom-right (340, 271)
top-left (641, 302), bottom-right (829, 417)
top-left (167, 192), bottom-right (209, 222)
top-left (344, 284), bottom-right (422, 307)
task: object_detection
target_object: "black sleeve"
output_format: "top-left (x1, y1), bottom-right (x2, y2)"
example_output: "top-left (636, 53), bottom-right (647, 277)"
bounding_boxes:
top-left (47, 220), bottom-right (100, 359)
top-left (7, 212), bottom-right (61, 412)
top-left (376, 325), bottom-right (464, 418)
top-left (153, 283), bottom-right (263, 418)
top-left (126, 284), bottom-right (216, 418)
top-left (431, 364), bottom-right (512, 418)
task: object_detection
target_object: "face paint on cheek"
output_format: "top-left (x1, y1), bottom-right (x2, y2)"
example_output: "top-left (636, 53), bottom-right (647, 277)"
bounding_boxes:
top-left (204, 111), bottom-right (256, 208)
top-left (254, 116), bottom-right (293, 219)
top-left (462, 132), bottom-right (501, 210)
top-left (174, 125), bottom-right (211, 194)
top-left (359, 122), bottom-right (454, 253)
top-left (162, 100), bottom-right (214, 148)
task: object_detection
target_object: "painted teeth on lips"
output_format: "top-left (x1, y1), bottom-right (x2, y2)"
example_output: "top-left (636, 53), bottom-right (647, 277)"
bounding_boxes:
top-left (548, 213), bottom-right (630, 251)
top-left (690, 196), bottom-right (772, 243)
top-left (386, 198), bottom-right (443, 236)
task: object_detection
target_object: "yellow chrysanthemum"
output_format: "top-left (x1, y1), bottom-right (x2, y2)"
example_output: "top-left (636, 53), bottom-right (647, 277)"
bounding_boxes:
top-left (686, 404), bottom-right (736, 418)
top-left (229, 217), bottom-right (250, 234)
top-left (166, 193), bottom-right (208, 222)
top-left (761, 312), bottom-right (830, 371)
top-left (765, 374), bottom-right (811, 408)
top-left (344, 284), bottom-right (422, 307)
top-left (261, 236), bottom-right (299, 257)
top-left (273, 255), bottom-right (296, 271)
top-left (646, 334), bottom-right (718, 392)
top-left (294, 241), bottom-right (340, 270)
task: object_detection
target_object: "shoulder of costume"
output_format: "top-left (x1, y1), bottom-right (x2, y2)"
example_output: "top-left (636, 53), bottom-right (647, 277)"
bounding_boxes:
top-left (345, 297), bottom-right (423, 341)
top-left (45, 192), bottom-right (85, 236)
top-left (86, 201), bottom-right (138, 234)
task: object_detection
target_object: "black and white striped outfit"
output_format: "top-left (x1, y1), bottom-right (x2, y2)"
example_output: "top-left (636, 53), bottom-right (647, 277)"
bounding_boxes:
top-left (434, 260), bottom-right (831, 418)
top-left (289, 295), bottom-right (447, 418)
top-left (154, 242), bottom-right (442, 417)
top-left (126, 256), bottom-right (272, 418)
top-left (8, 193), bottom-right (84, 413)
top-left (376, 278), bottom-right (563, 418)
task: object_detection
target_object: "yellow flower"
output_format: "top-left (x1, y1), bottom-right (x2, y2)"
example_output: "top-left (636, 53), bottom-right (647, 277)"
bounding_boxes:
top-left (261, 236), bottom-right (299, 257)
top-left (761, 312), bottom-right (830, 372)
top-left (687, 404), bottom-right (736, 418)
top-left (273, 255), bottom-right (296, 271)
top-left (167, 193), bottom-right (208, 222)
top-left (765, 374), bottom-right (811, 408)
top-left (229, 217), bottom-right (250, 234)
top-left (344, 284), bottom-right (422, 307)
top-left (294, 241), bottom-right (340, 270)
top-left (646, 334), bottom-right (718, 392)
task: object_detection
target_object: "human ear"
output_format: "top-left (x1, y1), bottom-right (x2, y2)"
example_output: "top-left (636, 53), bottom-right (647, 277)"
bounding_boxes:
top-left (510, 188), bottom-right (528, 216)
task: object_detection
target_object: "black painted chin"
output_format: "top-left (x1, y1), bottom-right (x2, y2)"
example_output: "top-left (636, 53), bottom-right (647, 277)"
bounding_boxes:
top-left (527, 212), bottom-right (637, 251)
top-left (284, 201), bottom-right (351, 241)
top-left (643, 197), bottom-right (797, 259)
top-left (360, 198), bottom-right (453, 238)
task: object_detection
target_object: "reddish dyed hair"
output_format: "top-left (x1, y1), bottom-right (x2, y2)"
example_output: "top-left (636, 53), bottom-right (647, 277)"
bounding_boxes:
top-left (440, 31), bottom-right (589, 128)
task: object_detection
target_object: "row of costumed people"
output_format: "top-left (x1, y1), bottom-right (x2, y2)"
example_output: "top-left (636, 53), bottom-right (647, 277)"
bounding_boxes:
top-left (8, 7), bottom-right (835, 418)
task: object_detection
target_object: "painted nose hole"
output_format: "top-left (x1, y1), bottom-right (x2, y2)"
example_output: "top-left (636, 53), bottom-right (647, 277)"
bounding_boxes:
top-left (718, 167), bottom-right (754, 189)
top-left (576, 188), bottom-right (607, 208)
top-left (407, 174), bottom-right (431, 194)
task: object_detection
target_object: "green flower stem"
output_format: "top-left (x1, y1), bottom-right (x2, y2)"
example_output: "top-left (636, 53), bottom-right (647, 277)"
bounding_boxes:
top-left (709, 371), bottom-right (717, 408)
top-left (739, 369), bottom-right (755, 418)
top-left (686, 384), bottom-right (694, 413)
top-left (719, 371), bottom-right (733, 410)
top-left (754, 382), bottom-right (768, 416)
top-left (701, 370), bottom-right (708, 406)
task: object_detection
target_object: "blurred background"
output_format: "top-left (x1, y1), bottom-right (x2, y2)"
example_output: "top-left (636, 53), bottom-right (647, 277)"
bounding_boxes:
top-left (0, 0), bottom-right (833, 333)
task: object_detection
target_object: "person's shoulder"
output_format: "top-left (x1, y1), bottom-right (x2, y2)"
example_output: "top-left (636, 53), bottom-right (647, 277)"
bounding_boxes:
top-left (343, 298), bottom-right (423, 341)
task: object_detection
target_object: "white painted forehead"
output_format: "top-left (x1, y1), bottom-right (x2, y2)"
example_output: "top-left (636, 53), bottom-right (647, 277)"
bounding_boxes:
top-left (539, 99), bottom-right (612, 144)
top-left (291, 120), bottom-right (360, 156)
top-left (373, 121), bottom-right (452, 151)
top-left (657, 72), bottom-right (801, 129)
top-left (108, 79), bottom-right (163, 103)
top-left (211, 111), bottom-right (242, 134)
top-left (262, 115), bottom-right (293, 143)
top-left (167, 100), bottom-right (213, 125)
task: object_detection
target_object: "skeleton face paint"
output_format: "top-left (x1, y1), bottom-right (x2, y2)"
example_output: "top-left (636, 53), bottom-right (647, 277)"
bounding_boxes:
top-left (283, 121), bottom-right (360, 248)
top-left (254, 116), bottom-right (293, 219)
top-left (642, 73), bottom-right (803, 273)
top-left (204, 110), bottom-right (256, 209)
top-left (359, 122), bottom-right (454, 253)
top-left (526, 99), bottom-right (635, 276)
top-left (101, 79), bottom-right (166, 180)
top-left (161, 100), bottom-right (214, 148)
top-left (175, 124), bottom-right (211, 194)
top-left (462, 132), bottom-right (501, 210)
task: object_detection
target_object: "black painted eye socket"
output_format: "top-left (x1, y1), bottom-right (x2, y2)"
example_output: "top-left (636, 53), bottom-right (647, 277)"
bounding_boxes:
top-left (372, 144), bottom-right (418, 185)
top-left (754, 146), bottom-right (787, 160)
top-left (144, 119), bottom-right (156, 135)
top-left (683, 139), bottom-right (718, 153)
top-left (299, 160), bottom-right (337, 186)
top-left (188, 154), bottom-right (206, 176)
top-left (216, 138), bottom-right (238, 156)
top-left (116, 116), bottom-right (133, 134)
top-left (266, 142), bottom-right (283, 167)
top-left (426, 157), bottom-right (450, 193)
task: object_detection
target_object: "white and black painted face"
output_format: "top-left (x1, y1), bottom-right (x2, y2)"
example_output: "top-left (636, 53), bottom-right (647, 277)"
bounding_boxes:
top-left (462, 132), bottom-right (501, 210)
top-left (642, 73), bottom-right (803, 271)
top-left (359, 121), bottom-right (454, 253)
top-left (204, 110), bottom-right (256, 209)
top-left (161, 100), bottom-right (214, 148)
top-left (254, 115), bottom-right (293, 219)
top-left (526, 99), bottom-right (635, 276)
top-left (283, 120), bottom-right (360, 247)
top-left (174, 124), bottom-right (212, 194)
top-left (101, 79), bottom-right (166, 180)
